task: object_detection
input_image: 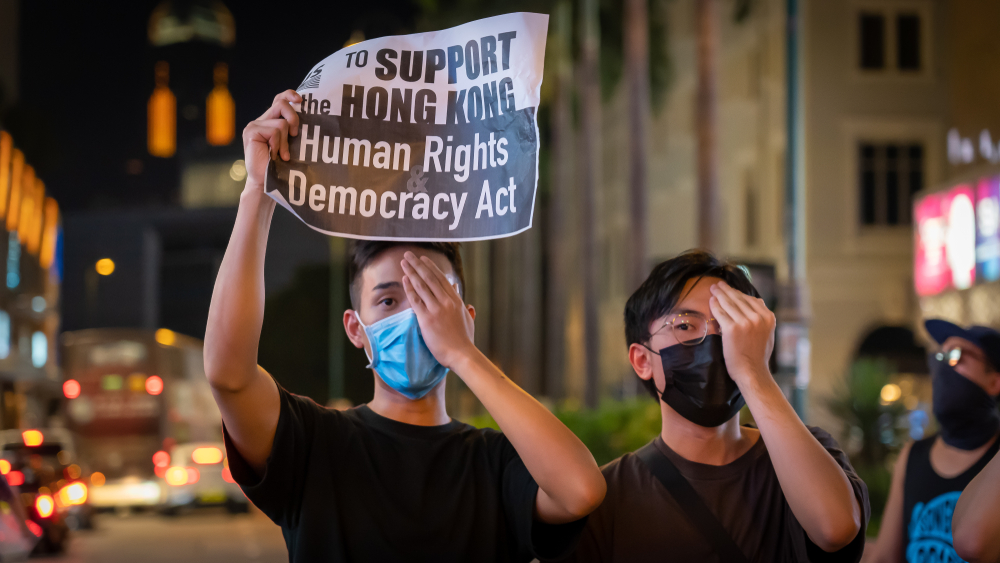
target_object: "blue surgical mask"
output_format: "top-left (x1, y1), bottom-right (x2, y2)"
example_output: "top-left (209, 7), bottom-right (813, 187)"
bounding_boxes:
top-left (356, 308), bottom-right (449, 400)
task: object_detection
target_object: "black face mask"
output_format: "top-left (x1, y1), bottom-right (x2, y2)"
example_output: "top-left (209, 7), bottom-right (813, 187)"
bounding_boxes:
top-left (653, 335), bottom-right (745, 427)
top-left (930, 354), bottom-right (1000, 450)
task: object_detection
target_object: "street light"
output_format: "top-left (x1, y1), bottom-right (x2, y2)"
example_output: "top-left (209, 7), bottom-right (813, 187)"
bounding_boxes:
top-left (95, 258), bottom-right (115, 276)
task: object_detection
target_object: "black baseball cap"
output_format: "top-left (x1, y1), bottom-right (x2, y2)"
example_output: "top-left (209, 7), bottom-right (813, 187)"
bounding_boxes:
top-left (925, 319), bottom-right (1000, 371)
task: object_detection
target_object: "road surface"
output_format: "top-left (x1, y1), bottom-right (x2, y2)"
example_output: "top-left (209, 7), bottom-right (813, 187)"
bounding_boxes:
top-left (38, 508), bottom-right (287, 563)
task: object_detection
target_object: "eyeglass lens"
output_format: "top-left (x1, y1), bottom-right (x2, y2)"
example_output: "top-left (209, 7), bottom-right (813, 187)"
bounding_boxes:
top-left (671, 313), bottom-right (710, 346)
top-left (935, 347), bottom-right (962, 367)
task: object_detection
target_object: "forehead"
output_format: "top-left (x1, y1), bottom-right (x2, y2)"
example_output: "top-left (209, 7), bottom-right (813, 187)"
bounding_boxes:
top-left (360, 246), bottom-right (455, 294)
top-left (652, 276), bottom-right (722, 324)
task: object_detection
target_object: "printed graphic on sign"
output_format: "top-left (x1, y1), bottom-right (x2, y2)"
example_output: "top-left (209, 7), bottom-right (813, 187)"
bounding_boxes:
top-left (976, 176), bottom-right (1000, 282)
top-left (264, 13), bottom-right (549, 241)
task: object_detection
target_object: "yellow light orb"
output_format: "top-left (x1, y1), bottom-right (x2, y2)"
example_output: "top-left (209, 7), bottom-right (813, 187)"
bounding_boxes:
top-left (95, 258), bottom-right (115, 276)
top-left (880, 383), bottom-right (902, 403)
top-left (155, 328), bottom-right (176, 346)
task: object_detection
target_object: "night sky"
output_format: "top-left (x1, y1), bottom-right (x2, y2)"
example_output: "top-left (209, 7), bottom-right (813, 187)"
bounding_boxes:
top-left (11, 0), bottom-right (420, 211)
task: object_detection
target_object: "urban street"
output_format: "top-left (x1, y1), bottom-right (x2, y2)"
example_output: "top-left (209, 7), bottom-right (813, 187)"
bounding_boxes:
top-left (39, 509), bottom-right (286, 563)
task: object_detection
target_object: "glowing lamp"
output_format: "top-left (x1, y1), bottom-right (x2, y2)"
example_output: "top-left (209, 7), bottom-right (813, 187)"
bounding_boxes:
top-left (0, 132), bottom-right (10, 219)
top-left (0, 460), bottom-right (9, 474)
top-left (35, 494), bottom-right (54, 518)
top-left (90, 472), bottom-right (105, 487)
top-left (6, 471), bottom-right (23, 486)
top-left (39, 198), bottom-right (59, 270)
top-left (58, 482), bottom-right (88, 506)
top-left (6, 149), bottom-right (23, 232)
top-left (145, 375), bottom-right (163, 396)
top-left (63, 379), bottom-right (81, 399)
top-left (155, 329), bottom-right (176, 346)
top-left (192, 447), bottom-right (223, 464)
top-left (95, 258), bottom-right (115, 276)
top-left (165, 466), bottom-right (188, 486)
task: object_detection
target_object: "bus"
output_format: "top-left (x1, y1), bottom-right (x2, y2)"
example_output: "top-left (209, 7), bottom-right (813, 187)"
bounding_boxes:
top-left (60, 328), bottom-right (221, 510)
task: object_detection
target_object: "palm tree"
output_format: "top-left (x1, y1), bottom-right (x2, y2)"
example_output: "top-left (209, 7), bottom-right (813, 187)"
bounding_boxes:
top-left (696, 0), bottom-right (719, 251)
top-left (579, 0), bottom-right (601, 408)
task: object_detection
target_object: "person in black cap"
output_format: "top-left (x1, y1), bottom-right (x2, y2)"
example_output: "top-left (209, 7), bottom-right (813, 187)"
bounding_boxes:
top-left (867, 319), bottom-right (1000, 563)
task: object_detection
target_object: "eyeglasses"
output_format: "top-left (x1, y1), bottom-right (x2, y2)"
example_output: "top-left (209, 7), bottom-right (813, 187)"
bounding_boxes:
top-left (935, 347), bottom-right (962, 367)
top-left (650, 312), bottom-right (721, 346)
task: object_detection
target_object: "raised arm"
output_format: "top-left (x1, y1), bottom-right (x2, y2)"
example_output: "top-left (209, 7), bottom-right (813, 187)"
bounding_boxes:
top-left (204, 90), bottom-right (301, 474)
top-left (399, 252), bottom-right (606, 524)
top-left (952, 446), bottom-right (1000, 563)
top-left (865, 442), bottom-right (910, 563)
top-left (710, 282), bottom-right (863, 552)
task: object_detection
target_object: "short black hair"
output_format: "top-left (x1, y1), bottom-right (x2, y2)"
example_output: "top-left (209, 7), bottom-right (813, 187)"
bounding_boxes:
top-left (624, 249), bottom-right (760, 399)
top-left (348, 241), bottom-right (465, 309)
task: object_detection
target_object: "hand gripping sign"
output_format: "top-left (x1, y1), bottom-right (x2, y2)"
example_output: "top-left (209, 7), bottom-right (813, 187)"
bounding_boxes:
top-left (265, 13), bottom-right (549, 241)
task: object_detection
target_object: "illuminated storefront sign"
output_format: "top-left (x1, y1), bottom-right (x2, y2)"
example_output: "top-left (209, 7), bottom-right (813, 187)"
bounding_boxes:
top-left (977, 177), bottom-right (1000, 282)
top-left (915, 193), bottom-right (949, 296)
top-left (916, 176), bottom-right (1000, 295)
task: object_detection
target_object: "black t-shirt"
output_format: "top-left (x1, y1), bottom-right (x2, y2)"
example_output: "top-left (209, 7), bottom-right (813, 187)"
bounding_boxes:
top-left (902, 434), bottom-right (999, 562)
top-left (223, 386), bottom-right (585, 562)
top-left (558, 427), bottom-right (870, 563)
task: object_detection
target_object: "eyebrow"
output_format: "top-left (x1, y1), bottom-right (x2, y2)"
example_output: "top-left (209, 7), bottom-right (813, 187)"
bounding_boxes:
top-left (667, 308), bottom-right (702, 317)
top-left (372, 281), bottom-right (403, 292)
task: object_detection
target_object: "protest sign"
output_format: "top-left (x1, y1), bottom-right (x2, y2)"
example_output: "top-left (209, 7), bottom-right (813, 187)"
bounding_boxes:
top-left (265, 12), bottom-right (549, 241)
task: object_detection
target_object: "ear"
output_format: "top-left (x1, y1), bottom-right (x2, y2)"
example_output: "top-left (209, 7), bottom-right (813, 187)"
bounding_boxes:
top-left (986, 370), bottom-right (1000, 398)
top-left (629, 343), bottom-right (656, 384)
top-left (466, 304), bottom-right (476, 321)
top-left (343, 310), bottom-right (368, 351)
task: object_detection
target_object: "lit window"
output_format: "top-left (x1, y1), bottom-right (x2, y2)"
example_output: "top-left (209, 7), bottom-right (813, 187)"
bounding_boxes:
top-left (859, 142), bottom-right (924, 226)
top-left (148, 62), bottom-right (177, 158)
top-left (6, 234), bottom-right (19, 289)
top-left (31, 331), bottom-right (47, 368)
top-left (0, 311), bottom-right (10, 359)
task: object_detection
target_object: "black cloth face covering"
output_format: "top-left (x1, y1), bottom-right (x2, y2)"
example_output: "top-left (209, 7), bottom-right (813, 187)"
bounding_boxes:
top-left (651, 335), bottom-right (746, 428)
top-left (930, 354), bottom-right (1000, 450)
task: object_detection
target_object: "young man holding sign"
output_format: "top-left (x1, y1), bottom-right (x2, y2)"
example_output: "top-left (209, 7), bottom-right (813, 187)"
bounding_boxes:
top-left (204, 90), bottom-right (605, 562)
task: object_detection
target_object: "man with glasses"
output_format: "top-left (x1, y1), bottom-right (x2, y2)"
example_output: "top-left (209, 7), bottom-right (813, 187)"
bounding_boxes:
top-left (559, 250), bottom-right (869, 562)
top-left (868, 319), bottom-right (1000, 563)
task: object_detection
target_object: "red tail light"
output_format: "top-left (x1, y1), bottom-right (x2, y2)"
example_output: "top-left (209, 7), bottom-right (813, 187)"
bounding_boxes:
top-left (35, 494), bottom-right (54, 518)
top-left (186, 467), bottom-right (200, 484)
top-left (25, 520), bottom-right (42, 537)
top-left (221, 466), bottom-right (235, 483)
top-left (145, 375), bottom-right (163, 395)
top-left (7, 471), bottom-right (24, 486)
top-left (63, 379), bottom-right (81, 399)
top-left (152, 450), bottom-right (170, 468)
